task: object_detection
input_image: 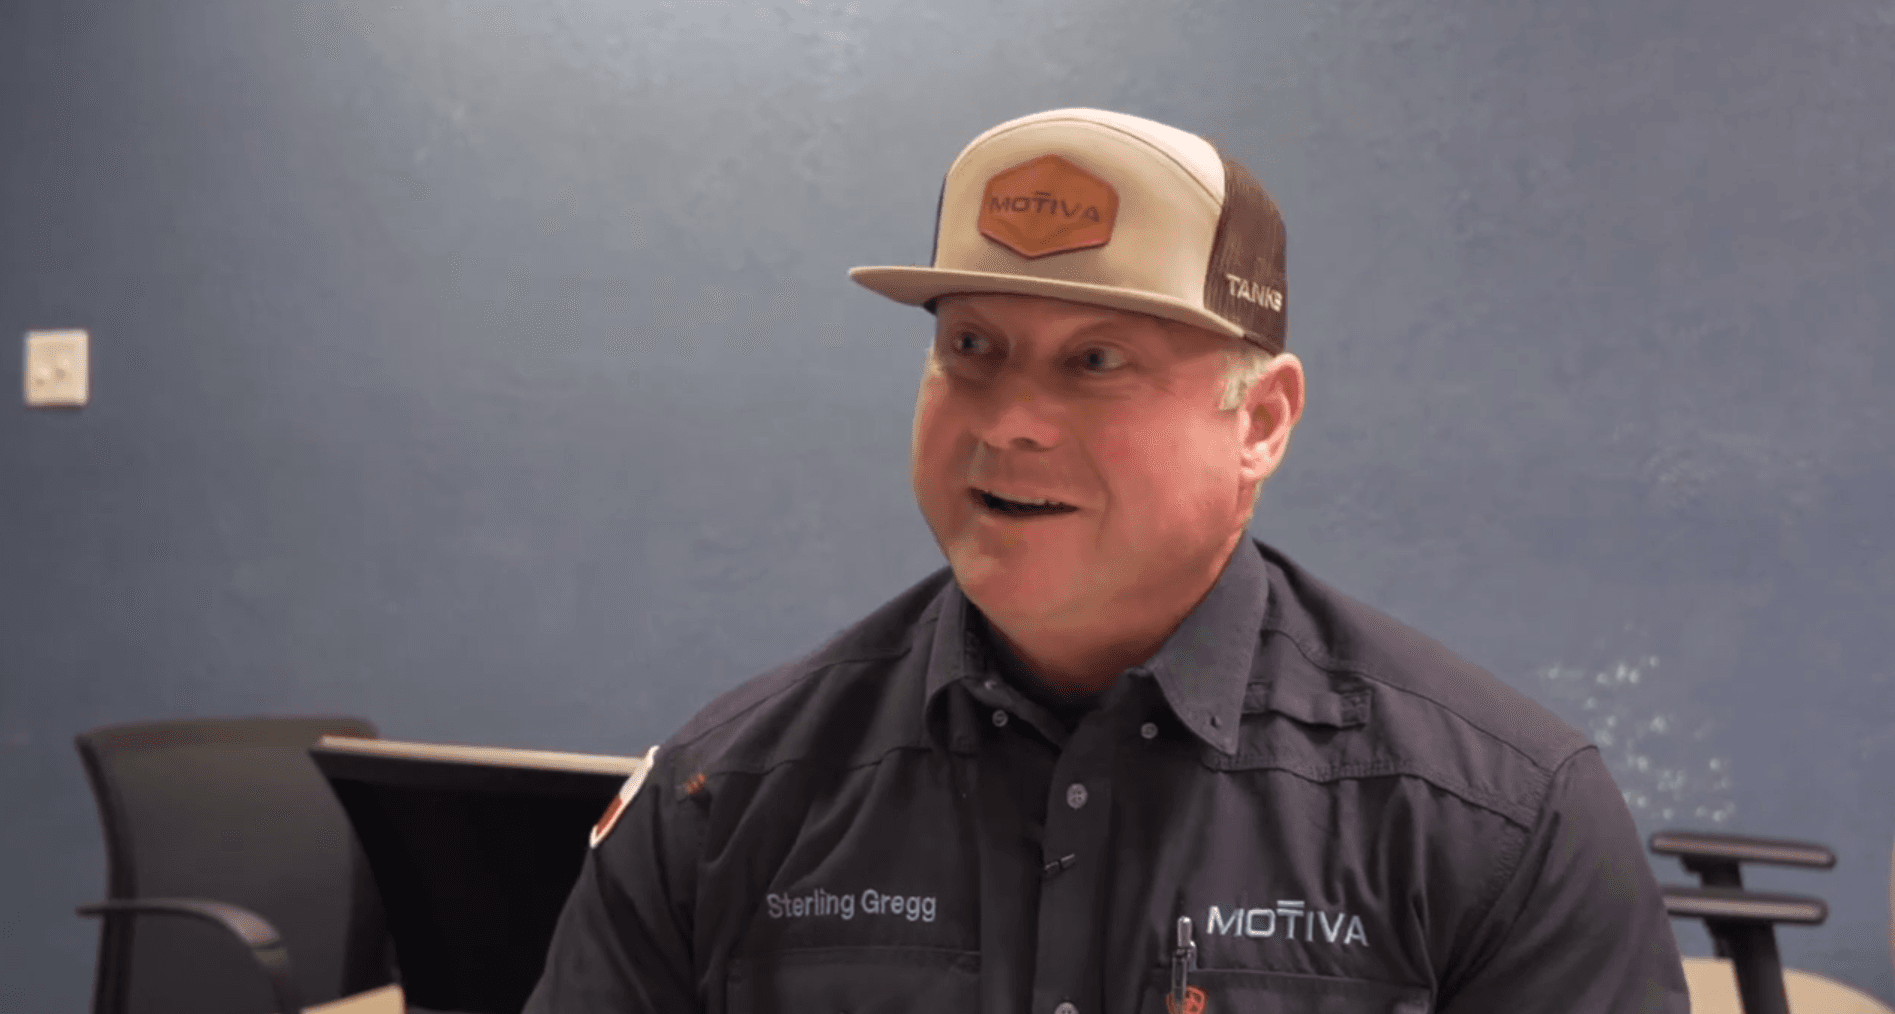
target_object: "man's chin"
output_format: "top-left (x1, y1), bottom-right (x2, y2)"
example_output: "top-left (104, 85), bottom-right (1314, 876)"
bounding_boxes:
top-left (946, 544), bottom-right (1075, 612)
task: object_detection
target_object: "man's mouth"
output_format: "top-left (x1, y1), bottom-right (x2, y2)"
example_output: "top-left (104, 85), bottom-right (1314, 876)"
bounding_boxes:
top-left (969, 488), bottom-right (1079, 518)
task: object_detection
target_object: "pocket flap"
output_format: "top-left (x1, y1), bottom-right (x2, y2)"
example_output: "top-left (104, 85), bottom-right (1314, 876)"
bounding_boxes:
top-left (1145, 966), bottom-right (1431, 1014)
top-left (728, 946), bottom-right (980, 1014)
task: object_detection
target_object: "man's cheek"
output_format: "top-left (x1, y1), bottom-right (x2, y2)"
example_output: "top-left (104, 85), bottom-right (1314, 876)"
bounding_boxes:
top-left (914, 451), bottom-right (974, 533)
top-left (911, 379), bottom-right (951, 450)
top-left (1091, 431), bottom-right (1156, 482)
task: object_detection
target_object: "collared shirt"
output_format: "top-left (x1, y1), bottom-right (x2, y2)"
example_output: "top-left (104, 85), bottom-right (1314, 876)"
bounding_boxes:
top-left (525, 537), bottom-right (1691, 1014)
top-left (972, 607), bottom-right (1107, 729)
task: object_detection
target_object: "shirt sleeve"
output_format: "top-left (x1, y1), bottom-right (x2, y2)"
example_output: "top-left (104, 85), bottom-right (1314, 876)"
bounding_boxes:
top-left (1434, 745), bottom-right (1692, 1014)
top-left (522, 752), bottom-right (702, 1014)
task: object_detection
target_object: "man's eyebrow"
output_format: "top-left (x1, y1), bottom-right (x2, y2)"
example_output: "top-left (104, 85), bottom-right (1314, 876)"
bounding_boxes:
top-left (936, 308), bottom-right (995, 333)
top-left (936, 314), bottom-right (1139, 343)
top-left (1066, 318), bottom-right (1138, 340)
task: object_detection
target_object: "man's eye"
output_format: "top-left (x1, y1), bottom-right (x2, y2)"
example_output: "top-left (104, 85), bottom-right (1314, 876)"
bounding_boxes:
top-left (951, 330), bottom-right (991, 356)
top-left (1076, 346), bottom-right (1127, 373)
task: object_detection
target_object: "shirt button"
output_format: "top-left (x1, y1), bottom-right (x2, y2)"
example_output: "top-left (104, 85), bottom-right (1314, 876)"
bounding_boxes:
top-left (1054, 1004), bottom-right (1078, 1014)
top-left (1140, 722), bottom-right (1159, 740)
top-left (1066, 782), bottom-right (1088, 809)
top-left (991, 710), bottom-right (1009, 728)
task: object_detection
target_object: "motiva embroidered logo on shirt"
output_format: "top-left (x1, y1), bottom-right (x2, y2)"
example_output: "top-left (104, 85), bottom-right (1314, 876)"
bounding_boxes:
top-left (1207, 900), bottom-right (1368, 947)
top-left (977, 154), bottom-right (1119, 259)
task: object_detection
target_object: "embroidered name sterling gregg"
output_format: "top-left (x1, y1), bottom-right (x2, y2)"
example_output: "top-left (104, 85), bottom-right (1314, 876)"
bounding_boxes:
top-left (765, 887), bottom-right (937, 923)
top-left (1208, 900), bottom-right (1369, 947)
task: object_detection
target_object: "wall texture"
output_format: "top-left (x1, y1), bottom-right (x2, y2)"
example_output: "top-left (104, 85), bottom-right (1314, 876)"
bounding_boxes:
top-left (3, 0), bottom-right (1892, 1010)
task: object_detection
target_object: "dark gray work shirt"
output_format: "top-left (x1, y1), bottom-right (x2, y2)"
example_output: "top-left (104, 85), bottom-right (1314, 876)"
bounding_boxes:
top-left (525, 538), bottom-right (1691, 1014)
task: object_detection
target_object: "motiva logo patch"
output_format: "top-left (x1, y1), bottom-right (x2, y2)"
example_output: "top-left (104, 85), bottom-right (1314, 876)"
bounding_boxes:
top-left (977, 154), bottom-right (1119, 259)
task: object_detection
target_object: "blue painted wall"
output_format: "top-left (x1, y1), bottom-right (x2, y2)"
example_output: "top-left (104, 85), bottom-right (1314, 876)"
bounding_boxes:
top-left (4, 0), bottom-right (1892, 1009)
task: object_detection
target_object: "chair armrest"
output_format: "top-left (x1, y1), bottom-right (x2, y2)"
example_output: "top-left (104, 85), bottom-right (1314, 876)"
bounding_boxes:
top-left (77, 898), bottom-right (303, 1014)
top-left (1650, 830), bottom-right (1836, 870)
top-left (1663, 885), bottom-right (1829, 926)
top-left (1650, 829), bottom-right (1837, 895)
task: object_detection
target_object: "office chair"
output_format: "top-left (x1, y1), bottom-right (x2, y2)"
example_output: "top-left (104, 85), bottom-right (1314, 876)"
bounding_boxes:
top-left (75, 716), bottom-right (403, 1014)
top-left (1653, 829), bottom-right (1895, 1014)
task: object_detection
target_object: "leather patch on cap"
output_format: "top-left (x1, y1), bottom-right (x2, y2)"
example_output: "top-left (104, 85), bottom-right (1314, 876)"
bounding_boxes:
top-left (977, 154), bottom-right (1118, 259)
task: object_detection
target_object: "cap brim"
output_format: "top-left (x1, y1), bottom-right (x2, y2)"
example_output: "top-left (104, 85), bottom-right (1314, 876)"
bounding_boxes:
top-left (848, 265), bottom-right (1247, 341)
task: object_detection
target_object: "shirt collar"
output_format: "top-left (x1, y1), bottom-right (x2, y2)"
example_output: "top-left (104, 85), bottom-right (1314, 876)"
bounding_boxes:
top-left (924, 575), bottom-right (985, 708)
top-left (924, 538), bottom-right (1269, 755)
top-left (1140, 537), bottom-right (1267, 754)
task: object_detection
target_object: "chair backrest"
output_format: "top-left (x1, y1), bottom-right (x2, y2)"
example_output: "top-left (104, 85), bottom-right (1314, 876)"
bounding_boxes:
top-left (76, 715), bottom-right (394, 1014)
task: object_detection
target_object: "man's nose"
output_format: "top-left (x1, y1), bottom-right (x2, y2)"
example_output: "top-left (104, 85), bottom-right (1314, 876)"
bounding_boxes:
top-left (978, 378), bottom-right (1063, 449)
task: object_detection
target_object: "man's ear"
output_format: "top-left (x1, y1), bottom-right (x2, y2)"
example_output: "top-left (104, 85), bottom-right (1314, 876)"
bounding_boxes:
top-left (1238, 353), bottom-right (1305, 485)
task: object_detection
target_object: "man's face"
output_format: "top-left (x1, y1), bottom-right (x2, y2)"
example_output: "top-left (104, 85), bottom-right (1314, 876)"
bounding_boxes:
top-left (911, 293), bottom-right (1274, 631)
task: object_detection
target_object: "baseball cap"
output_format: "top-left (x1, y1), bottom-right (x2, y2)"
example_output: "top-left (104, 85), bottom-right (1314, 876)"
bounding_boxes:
top-left (849, 107), bottom-right (1288, 353)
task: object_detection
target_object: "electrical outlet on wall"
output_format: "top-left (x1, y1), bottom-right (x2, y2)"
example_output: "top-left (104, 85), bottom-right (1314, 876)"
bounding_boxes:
top-left (24, 330), bottom-right (89, 407)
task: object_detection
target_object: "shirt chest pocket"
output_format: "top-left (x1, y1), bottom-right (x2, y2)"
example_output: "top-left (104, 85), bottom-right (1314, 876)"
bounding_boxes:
top-left (1143, 966), bottom-right (1432, 1014)
top-left (727, 946), bottom-right (981, 1014)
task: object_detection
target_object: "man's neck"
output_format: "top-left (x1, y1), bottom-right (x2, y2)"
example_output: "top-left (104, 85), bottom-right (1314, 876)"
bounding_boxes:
top-left (982, 531), bottom-right (1246, 698)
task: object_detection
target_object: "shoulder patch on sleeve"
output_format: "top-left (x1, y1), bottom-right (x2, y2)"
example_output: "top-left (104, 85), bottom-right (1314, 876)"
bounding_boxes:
top-left (590, 745), bottom-right (659, 849)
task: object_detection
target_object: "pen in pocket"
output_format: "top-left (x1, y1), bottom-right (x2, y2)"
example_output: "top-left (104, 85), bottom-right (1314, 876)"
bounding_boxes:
top-left (1170, 915), bottom-right (1197, 1011)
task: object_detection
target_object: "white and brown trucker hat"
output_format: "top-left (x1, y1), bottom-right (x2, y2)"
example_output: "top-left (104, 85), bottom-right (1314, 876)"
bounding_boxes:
top-left (849, 107), bottom-right (1288, 354)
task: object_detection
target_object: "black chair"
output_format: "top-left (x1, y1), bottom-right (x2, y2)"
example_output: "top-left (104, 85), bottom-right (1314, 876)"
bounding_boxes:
top-left (1653, 829), bottom-right (1895, 1014)
top-left (76, 716), bottom-right (399, 1014)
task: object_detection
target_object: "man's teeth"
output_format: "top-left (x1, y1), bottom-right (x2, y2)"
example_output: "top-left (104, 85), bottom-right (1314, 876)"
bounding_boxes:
top-left (986, 490), bottom-right (1065, 507)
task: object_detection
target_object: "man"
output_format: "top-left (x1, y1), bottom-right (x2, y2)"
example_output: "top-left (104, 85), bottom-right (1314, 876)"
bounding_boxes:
top-left (525, 108), bottom-right (1690, 1013)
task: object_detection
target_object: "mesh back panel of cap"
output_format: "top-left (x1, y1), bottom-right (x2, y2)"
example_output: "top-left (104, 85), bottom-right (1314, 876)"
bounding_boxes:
top-left (1201, 151), bottom-right (1288, 354)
